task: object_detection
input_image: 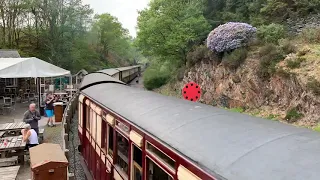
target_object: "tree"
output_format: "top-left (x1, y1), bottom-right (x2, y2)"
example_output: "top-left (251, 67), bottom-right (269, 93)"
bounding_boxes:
top-left (135, 0), bottom-right (211, 65)
top-left (0, 0), bottom-right (140, 73)
top-left (90, 13), bottom-right (141, 66)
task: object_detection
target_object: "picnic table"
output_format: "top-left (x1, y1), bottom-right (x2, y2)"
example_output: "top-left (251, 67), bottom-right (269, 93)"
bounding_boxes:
top-left (0, 122), bottom-right (25, 137)
top-left (0, 165), bottom-right (20, 180)
top-left (0, 136), bottom-right (26, 158)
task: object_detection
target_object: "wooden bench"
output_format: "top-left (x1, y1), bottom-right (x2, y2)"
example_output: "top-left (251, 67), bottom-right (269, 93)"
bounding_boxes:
top-left (38, 128), bottom-right (44, 143)
top-left (0, 156), bottom-right (18, 167)
top-left (0, 165), bottom-right (20, 180)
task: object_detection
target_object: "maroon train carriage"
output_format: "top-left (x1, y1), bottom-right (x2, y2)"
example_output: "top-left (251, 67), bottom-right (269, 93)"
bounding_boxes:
top-left (77, 72), bottom-right (320, 180)
top-left (98, 65), bottom-right (141, 83)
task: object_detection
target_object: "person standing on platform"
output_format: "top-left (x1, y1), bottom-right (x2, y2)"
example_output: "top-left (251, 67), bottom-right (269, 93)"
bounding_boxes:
top-left (23, 103), bottom-right (41, 135)
top-left (45, 93), bottom-right (56, 127)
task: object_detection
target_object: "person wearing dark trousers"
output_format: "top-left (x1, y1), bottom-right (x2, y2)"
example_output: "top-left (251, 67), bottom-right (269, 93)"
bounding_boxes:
top-left (45, 93), bottom-right (56, 127)
top-left (23, 103), bottom-right (41, 135)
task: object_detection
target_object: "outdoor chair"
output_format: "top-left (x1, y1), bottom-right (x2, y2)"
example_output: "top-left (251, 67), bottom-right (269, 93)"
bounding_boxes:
top-left (0, 96), bottom-right (4, 104)
top-left (3, 97), bottom-right (13, 114)
top-left (11, 88), bottom-right (16, 95)
top-left (4, 88), bottom-right (10, 94)
top-left (28, 93), bottom-right (36, 102)
top-left (10, 94), bottom-right (15, 100)
top-left (23, 93), bottom-right (29, 103)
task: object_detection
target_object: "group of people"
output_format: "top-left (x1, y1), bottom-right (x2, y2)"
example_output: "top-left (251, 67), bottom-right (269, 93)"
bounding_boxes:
top-left (21, 92), bottom-right (58, 150)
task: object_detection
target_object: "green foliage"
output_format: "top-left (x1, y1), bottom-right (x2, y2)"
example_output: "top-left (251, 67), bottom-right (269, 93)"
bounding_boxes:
top-left (0, 0), bottom-right (143, 73)
top-left (257, 44), bottom-right (285, 80)
top-left (285, 107), bottom-right (304, 123)
top-left (266, 114), bottom-right (279, 121)
top-left (278, 39), bottom-right (296, 54)
top-left (135, 0), bottom-right (211, 65)
top-left (314, 124), bottom-right (320, 132)
top-left (143, 62), bottom-right (171, 90)
top-left (222, 48), bottom-right (248, 69)
top-left (299, 28), bottom-right (320, 43)
top-left (260, 0), bottom-right (320, 22)
top-left (137, 0), bottom-right (320, 90)
top-left (287, 57), bottom-right (305, 69)
top-left (307, 77), bottom-right (320, 96)
top-left (230, 107), bottom-right (245, 113)
top-left (186, 45), bottom-right (219, 68)
top-left (297, 48), bottom-right (310, 56)
top-left (258, 43), bottom-right (277, 57)
top-left (90, 14), bottom-right (142, 66)
top-left (257, 23), bottom-right (286, 44)
top-left (176, 66), bottom-right (186, 81)
top-left (276, 68), bottom-right (291, 78)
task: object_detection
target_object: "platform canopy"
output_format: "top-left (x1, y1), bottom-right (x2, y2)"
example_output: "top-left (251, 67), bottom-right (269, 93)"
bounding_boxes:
top-left (0, 57), bottom-right (70, 78)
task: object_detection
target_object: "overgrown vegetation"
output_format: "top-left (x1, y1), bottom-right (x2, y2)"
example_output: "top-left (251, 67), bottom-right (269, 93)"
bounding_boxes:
top-left (229, 107), bottom-right (245, 113)
top-left (278, 39), bottom-right (296, 54)
top-left (222, 48), bottom-right (248, 69)
top-left (137, 0), bottom-right (320, 91)
top-left (299, 28), bottom-right (320, 43)
top-left (143, 62), bottom-right (171, 90)
top-left (0, 0), bottom-right (143, 73)
top-left (287, 57), bottom-right (305, 69)
top-left (257, 44), bottom-right (285, 80)
top-left (314, 124), bottom-right (320, 132)
top-left (257, 24), bottom-right (286, 44)
top-left (307, 77), bottom-right (320, 96)
top-left (285, 107), bottom-right (304, 123)
top-left (266, 114), bottom-right (279, 121)
top-left (276, 68), bottom-right (292, 78)
top-left (186, 45), bottom-right (218, 68)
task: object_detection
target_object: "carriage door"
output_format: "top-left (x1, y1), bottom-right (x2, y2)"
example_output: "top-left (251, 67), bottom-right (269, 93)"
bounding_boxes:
top-left (132, 144), bottom-right (142, 180)
top-left (83, 99), bottom-right (91, 166)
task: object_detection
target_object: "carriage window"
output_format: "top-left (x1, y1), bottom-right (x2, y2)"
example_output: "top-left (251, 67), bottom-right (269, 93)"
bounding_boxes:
top-left (147, 157), bottom-right (173, 180)
top-left (146, 142), bottom-right (175, 170)
top-left (86, 106), bottom-right (90, 130)
top-left (116, 120), bottom-right (130, 134)
top-left (108, 125), bottom-right (114, 157)
top-left (132, 145), bottom-right (142, 180)
top-left (116, 132), bottom-right (129, 175)
top-left (101, 120), bottom-right (107, 150)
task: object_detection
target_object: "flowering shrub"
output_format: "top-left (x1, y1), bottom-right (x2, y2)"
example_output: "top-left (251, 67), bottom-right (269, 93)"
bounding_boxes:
top-left (206, 22), bottom-right (257, 53)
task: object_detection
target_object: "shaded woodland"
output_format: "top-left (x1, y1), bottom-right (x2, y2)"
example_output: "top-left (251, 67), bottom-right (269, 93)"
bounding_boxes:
top-left (0, 0), bottom-right (142, 73)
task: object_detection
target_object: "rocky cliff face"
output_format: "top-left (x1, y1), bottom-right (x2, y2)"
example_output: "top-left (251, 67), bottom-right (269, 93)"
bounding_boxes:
top-left (157, 46), bottom-right (320, 127)
top-left (287, 13), bottom-right (320, 34)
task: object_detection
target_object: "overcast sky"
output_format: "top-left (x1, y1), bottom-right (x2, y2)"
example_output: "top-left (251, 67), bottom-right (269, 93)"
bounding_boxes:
top-left (82, 0), bottom-right (150, 37)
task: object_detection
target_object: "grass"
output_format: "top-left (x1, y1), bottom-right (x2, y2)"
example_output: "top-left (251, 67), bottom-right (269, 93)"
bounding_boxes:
top-left (229, 107), bottom-right (245, 113)
top-left (306, 77), bottom-right (320, 96)
top-left (285, 107), bottom-right (304, 122)
top-left (266, 114), bottom-right (279, 121)
top-left (314, 124), bottom-right (320, 132)
top-left (287, 57), bottom-right (305, 69)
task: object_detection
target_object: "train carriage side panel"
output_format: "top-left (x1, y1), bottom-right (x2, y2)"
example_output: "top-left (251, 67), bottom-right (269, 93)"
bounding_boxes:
top-left (80, 78), bottom-right (320, 180)
top-left (112, 72), bottom-right (120, 80)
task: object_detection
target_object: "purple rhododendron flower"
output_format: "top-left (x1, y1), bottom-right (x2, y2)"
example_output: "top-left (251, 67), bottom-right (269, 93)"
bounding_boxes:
top-left (207, 22), bottom-right (257, 53)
